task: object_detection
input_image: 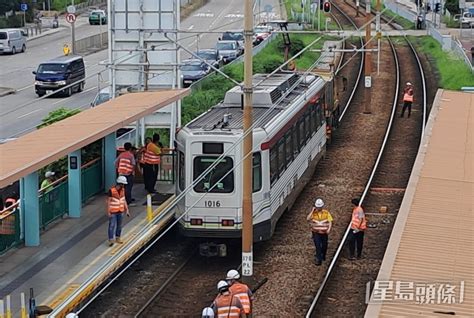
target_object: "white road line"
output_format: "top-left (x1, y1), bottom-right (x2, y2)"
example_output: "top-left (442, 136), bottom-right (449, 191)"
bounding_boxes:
top-left (17, 108), bottom-right (42, 119)
top-left (16, 84), bottom-right (35, 92)
top-left (188, 24), bottom-right (194, 30)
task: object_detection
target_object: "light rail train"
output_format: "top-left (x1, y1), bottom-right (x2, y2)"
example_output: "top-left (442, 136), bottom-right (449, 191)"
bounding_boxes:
top-left (175, 71), bottom-right (331, 241)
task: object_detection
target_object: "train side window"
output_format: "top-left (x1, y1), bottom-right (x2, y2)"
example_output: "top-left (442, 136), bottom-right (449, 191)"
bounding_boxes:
top-left (298, 118), bottom-right (305, 149)
top-left (277, 139), bottom-right (285, 176)
top-left (304, 111), bottom-right (311, 142)
top-left (252, 152), bottom-right (262, 192)
top-left (311, 104), bottom-right (317, 135)
top-left (270, 147), bottom-right (278, 185)
top-left (178, 151), bottom-right (185, 191)
top-left (318, 105), bottom-right (325, 126)
top-left (292, 123), bottom-right (299, 156)
top-left (285, 130), bottom-right (293, 166)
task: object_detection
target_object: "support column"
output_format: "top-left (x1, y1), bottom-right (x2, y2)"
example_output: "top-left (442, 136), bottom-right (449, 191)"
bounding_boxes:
top-left (22, 172), bottom-right (40, 246)
top-left (68, 150), bottom-right (82, 218)
top-left (104, 133), bottom-right (116, 191)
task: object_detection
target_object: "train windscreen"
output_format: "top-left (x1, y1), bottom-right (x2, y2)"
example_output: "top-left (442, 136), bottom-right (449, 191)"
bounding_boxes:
top-left (193, 156), bottom-right (234, 193)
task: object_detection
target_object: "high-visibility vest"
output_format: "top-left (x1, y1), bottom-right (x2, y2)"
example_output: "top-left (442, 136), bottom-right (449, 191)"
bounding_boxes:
top-left (108, 187), bottom-right (126, 214)
top-left (213, 293), bottom-right (243, 318)
top-left (117, 152), bottom-right (134, 175)
top-left (229, 282), bottom-right (252, 314)
top-left (351, 206), bottom-right (367, 230)
top-left (143, 143), bottom-right (161, 164)
top-left (310, 209), bottom-right (331, 233)
top-left (403, 89), bottom-right (414, 102)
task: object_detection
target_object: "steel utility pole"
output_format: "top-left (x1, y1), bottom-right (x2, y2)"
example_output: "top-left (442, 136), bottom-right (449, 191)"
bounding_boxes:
top-left (242, 0), bottom-right (254, 284)
top-left (364, 0), bottom-right (372, 114)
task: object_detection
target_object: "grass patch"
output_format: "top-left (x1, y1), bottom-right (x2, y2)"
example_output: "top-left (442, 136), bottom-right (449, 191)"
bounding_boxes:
top-left (411, 36), bottom-right (474, 90)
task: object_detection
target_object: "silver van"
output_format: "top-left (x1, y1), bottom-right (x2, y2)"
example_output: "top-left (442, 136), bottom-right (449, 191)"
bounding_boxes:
top-left (0, 29), bottom-right (27, 54)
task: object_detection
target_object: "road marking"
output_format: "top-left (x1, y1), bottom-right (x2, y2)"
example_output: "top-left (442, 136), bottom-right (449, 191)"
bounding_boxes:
top-left (188, 24), bottom-right (194, 30)
top-left (18, 108), bottom-right (42, 119)
top-left (16, 84), bottom-right (35, 92)
top-left (193, 12), bottom-right (214, 18)
top-left (225, 14), bottom-right (244, 18)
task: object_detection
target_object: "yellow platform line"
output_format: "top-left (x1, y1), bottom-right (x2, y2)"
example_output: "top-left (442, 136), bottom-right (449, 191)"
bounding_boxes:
top-left (46, 196), bottom-right (175, 315)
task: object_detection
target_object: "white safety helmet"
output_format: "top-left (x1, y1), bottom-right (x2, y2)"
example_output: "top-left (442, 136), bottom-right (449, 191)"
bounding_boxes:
top-left (45, 171), bottom-right (55, 178)
top-left (226, 269), bottom-right (240, 280)
top-left (406, 82), bottom-right (412, 86)
top-left (217, 280), bottom-right (229, 292)
top-left (116, 176), bottom-right (128, 185)
top-left (315, 198), bottom-right (324, 208)
top-left (202, 307), bottom-right (215, 318)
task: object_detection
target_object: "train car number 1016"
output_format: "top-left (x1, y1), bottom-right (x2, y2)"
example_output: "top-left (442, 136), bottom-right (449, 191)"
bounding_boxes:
top-left (205, 200), bottom-right (221, 208)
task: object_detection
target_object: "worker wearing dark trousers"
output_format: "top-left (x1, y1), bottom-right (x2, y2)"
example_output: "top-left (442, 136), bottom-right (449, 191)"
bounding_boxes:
top-left (142, 134), bottom-right (161, 194)
top-left (401, 82), bottom-right (414, 118)
top-left (348, 198), bottom-right (367, 260)
top-left (307, 198), bottom-right (333, 266)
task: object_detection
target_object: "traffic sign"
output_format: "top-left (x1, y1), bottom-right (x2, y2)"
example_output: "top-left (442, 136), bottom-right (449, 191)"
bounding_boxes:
top-left (67, 5), bottom-right (76, 14)
top-left (66, 13), bottom-right (76, 24)
top-left (20, 3), bottom-right (28, 11)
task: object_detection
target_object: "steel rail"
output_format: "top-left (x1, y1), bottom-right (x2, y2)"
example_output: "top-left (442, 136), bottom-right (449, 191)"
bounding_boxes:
top-left (331, 2), bottom-right (365, 123)
top-left (305, 32), bottom-right (402, 318)
top-left (134, 252), bottom-right (196, 317)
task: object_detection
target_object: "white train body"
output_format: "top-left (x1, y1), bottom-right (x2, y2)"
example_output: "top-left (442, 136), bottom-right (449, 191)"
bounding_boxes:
top-left (175, 72), bottom-right (328, 241)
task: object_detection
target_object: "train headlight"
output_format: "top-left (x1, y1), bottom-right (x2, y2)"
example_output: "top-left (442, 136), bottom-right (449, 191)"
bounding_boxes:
top-left (221, 219), bottom-right (235, 226)
top-left (190, 218), bottom-right (203, 225)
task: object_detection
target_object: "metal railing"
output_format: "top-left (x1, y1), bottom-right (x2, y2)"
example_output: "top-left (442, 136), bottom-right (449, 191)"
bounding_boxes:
top-left (0, 206), bottom-right (21, 255)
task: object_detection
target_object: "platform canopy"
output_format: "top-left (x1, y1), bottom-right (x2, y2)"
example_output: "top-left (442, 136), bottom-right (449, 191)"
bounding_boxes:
top-left (0, 89), bottom-right (189, 188)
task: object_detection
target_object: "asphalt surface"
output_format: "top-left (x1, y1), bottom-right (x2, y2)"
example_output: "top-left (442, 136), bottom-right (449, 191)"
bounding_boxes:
top-left (0, 0), bottom-right (281, 140)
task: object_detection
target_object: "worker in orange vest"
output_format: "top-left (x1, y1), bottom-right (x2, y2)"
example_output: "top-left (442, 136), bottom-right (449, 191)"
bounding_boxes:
top-left (107, 176), bottom-right (130, 246)
top-left (143, 134), bottom-right (161, 194)
top-left (307, 198), bottom-right (333, 266)
top-left (226, 270), bottom-right (253, 316)
top-left (211, 280), bottom-right (246, 318)
top-left (401, 82), bottom-right (414, 118)
top-left (115, 142), bottom-right (136, 205)
top-left (348, 198), bottom-right (367, 260)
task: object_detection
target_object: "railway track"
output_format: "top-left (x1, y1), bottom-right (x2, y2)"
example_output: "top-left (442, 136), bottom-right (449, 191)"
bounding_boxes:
top-left (81, 4), bottom-right (434, 317)
top-left (304, 2), bottom-right (429, 317)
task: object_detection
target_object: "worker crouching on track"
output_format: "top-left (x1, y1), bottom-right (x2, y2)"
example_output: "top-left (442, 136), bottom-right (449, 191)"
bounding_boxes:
top-left (107, 176), bottom-right (130, 246)
top-left (226, 269), bottom-right (253, 317)
top-left (211, 280), bottom-right (246, 318)
top-left (307, 198), bottom-right (333, 266)
top-left (348, 198), bottom-right (367, 260)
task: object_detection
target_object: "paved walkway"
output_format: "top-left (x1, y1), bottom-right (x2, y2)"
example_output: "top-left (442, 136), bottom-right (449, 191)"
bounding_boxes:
top-left (0, 182), bottom-right (173, 315)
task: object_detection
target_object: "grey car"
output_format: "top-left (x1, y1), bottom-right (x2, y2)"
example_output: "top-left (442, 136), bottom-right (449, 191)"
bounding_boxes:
top-left (180, 59), bottom-right (211, 87)
top-left (215, 40), bottom-right (242, 64)
top-left (195, 49), bottom-right (223, 69)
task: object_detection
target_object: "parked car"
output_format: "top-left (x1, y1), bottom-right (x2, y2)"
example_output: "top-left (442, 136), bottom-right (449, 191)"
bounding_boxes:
top-left (253, 25), bottom-right (273, 45)
top-left (91, 87), bottom-right (111, 107)
top-left (215, 40), bottom-right (242, 64)
top-left (195, 49), bottom-right (223, 69)
top-left (33, 55), bottom-right (85, 97)
top-left (180, 59), bottom-right (211, 87)
top-left (89, 10), bottom-right (107, 25)
top-left (0, 28), bottom-right (26, 54)
top-left (221, 31), bottom-right (244, 47)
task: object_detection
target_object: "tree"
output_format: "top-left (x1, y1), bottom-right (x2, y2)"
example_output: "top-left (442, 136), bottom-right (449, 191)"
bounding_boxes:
top-left (37, 107), bottom-right (81, 129)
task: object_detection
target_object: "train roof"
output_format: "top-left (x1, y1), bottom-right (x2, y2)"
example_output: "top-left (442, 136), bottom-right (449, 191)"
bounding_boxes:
top-left (186, 72), bottom-right (324, 131)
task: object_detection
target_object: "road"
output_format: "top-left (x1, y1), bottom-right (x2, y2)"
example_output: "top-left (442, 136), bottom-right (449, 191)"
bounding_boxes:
top-left (0, 0), bottom-right (281, 140)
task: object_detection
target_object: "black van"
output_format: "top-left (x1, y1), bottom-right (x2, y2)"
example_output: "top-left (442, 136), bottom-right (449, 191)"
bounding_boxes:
top-left (33, 55), bottom-right (85, 97)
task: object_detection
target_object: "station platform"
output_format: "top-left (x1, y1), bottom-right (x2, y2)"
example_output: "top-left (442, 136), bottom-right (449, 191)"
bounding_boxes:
top-left (365, 90), bottom-right (473, 316)
top-left (0, 182), bottom-right (175, 316)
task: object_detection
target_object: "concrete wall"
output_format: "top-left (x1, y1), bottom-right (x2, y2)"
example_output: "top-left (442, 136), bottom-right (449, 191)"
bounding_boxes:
top-left (75, 31), bottom-right (107, 53)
